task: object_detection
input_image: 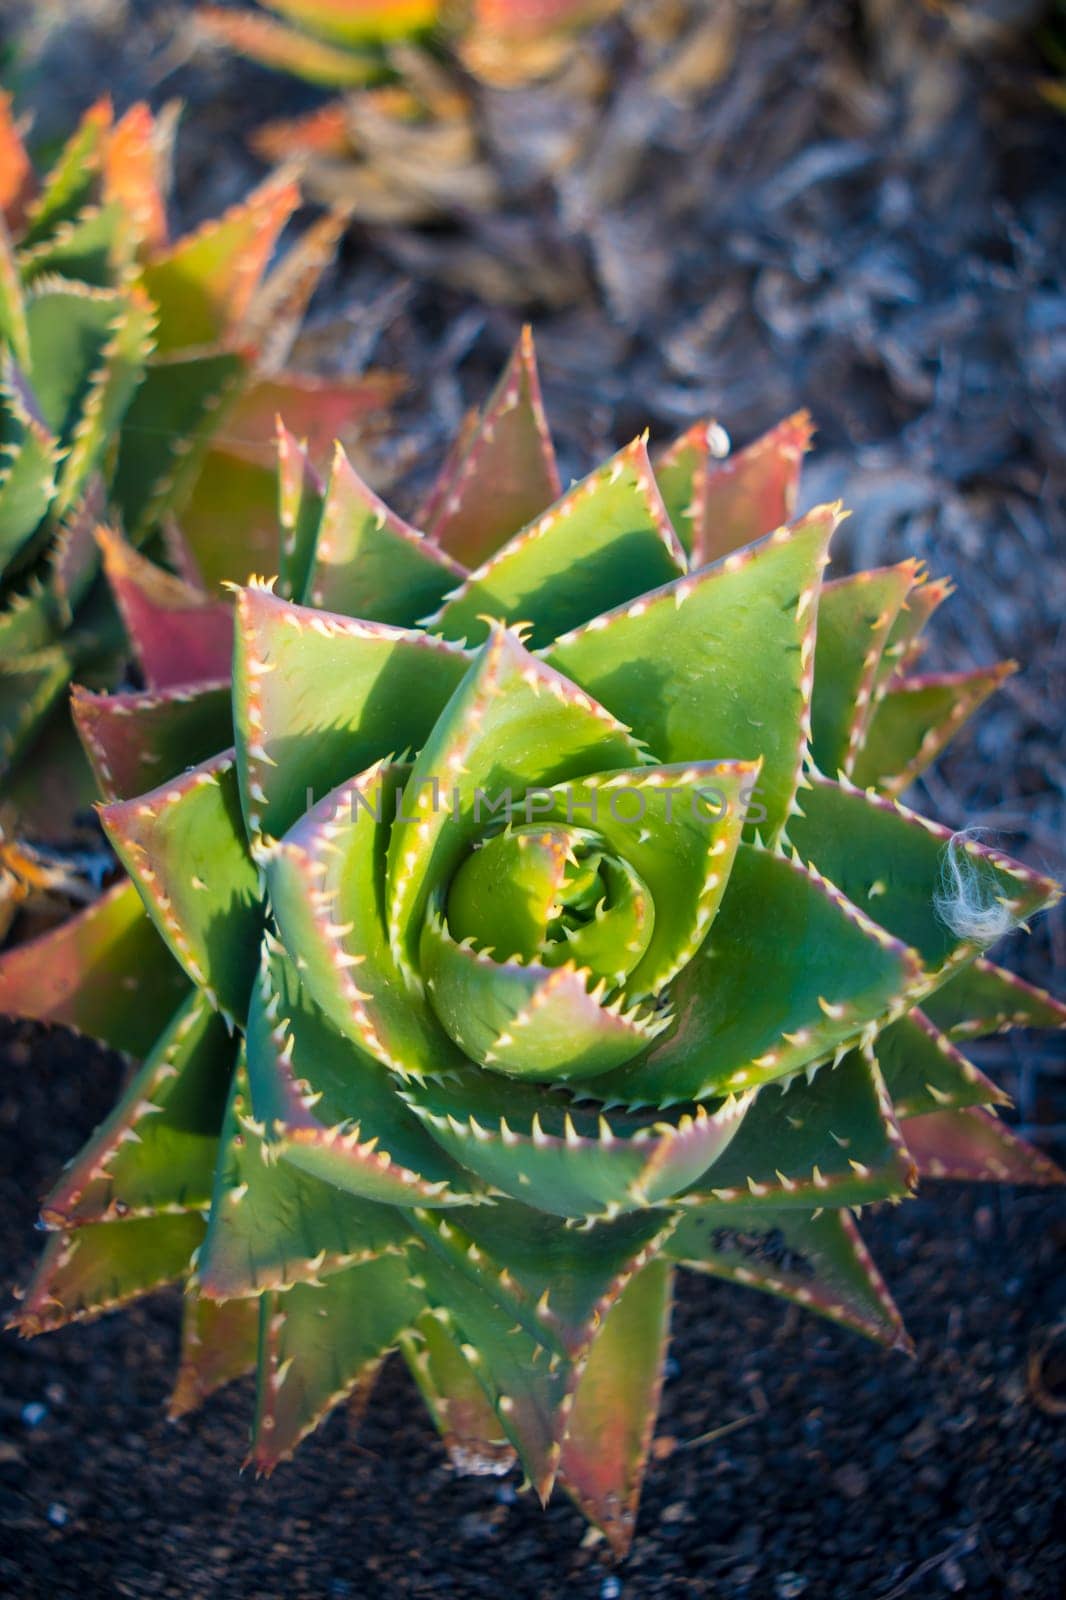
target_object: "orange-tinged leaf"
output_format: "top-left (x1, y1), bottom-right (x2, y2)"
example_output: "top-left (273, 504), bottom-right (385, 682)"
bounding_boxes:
top-left (0, 879), bottom-right (188, 1058)
top-left (260, 0), bottom-right (438, 45)
top-left (197, 8), bottom-right (386, 88)
top-left (658, 410), bottom-right (813, 567)
top-left (0, 92), bottom-right (35, 231)
top-left (141, 175), bottom-right (300, 352)
top-left (903, 1106), bottom-right (1064, 1187)
top-left (97, 526), bottom-right (233, 690)
top-left (223, 371), bottom-right (403, 467)
top-left (170, 1294), bottom-right (259, 1417)
top-left (473, 0), bottom-right (617, 37)
top-left (422, 326), bottom-right (561, 569)
top-left (559, 1260), bottom-right (673, 1558)
top-left (251, 103), bottom-right (353, 164)
top-left (102, 102), bottom-right (169, 254)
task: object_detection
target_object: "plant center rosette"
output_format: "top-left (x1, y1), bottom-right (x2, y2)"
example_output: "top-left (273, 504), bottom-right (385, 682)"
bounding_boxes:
top-left (2, 333), bottom-right (1063, 1556)
top-left (251, 615), bottom-right (768, 1220)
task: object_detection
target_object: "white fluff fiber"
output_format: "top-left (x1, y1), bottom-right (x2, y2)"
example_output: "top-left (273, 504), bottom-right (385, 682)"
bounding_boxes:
top-left (933, 830), bottom-right (1017, 946)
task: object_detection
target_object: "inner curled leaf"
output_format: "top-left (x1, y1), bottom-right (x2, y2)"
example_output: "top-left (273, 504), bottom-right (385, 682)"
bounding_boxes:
top-left (419, 819), bottom-right (668, 1082)
top-left (444, 823), bottom-right (654, 984)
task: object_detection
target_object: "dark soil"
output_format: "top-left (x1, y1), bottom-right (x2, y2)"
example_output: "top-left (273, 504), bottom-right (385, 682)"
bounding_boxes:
top-left (1, 0), bottom-right (1065, 1595)
top-left (0, 1020), bottom-right (1064, 1599)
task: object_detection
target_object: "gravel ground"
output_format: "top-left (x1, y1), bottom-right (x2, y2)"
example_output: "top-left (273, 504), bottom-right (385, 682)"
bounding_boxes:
top-left (0, 1020), bottom-right (1064, 1600)
top-left (1, 0), bottom-right (1064, 1595)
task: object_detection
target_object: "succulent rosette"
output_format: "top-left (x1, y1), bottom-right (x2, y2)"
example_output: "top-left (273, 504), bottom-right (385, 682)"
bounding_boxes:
top-left (3, 334), bottom-right (1063, 1554)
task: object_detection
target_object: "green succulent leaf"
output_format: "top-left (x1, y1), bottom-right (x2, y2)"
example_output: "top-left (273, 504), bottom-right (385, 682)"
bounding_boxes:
top-left (176, 446), bottom-right (282, 589)
top-left (0, 385), bottom-right (57, 564)
top-left (536, 759), bottom-right (756, 995)
top-left (428, 437), bottom-right (686, 650)
top-left (0, 878), bottom-right (188, 1058)
top-left (921, 956), bottom-right (1066, 1039)
top-left (809, 562), bottom-right (919, 779)
top-left (786, 776), bottom-right (1061, 977)
top-left (111, 347), bottom-right (248, 538)
top-left (19, 101), bottom-right (112, 249)
top-left (874, 572), bottom-right (953, 693)
top-left (49, 478), bottom-right (106, 622)
top-left (386, 627), bottom-right (644, 980)
top-left (874, 1008), bottom-right (1007, 1120)
top-left (42, 991), bottom-right (234, 1227)
top-left (850, 664), bottom-right (1015, 797)
top-left (198, 1058), bottom-right (413, 1299)
top-left (170, 1294), bottom-right (260, 1418)
top-left (250, 1253), bottom-right (424, 1472)
top-left (402, 1311), bottom-right (517, 1476)
top-left (0, 215), bottom-right (31, 369)
top-left (411, 1199), bottom-right (675, 1363)
top-left (19, 200), bottom-right (137, 290)
top-left (54, 283), bottom-right (155, 517)
top-left (400, 1070), bottom-right (752, 1218)
top-left (73, 678), bottom-right (233, 800)
top-left (233, 583), bottom-right (470, 842)
top-left (22, 281), bottom-right (127, 444)
top-left (266, 762), bottom-right (468, 1078)
top-left (13, 1213), bottom-right (205, 1336)
top-left (684, 1045), bottom-right (915, 1209)
top-left (596, 843), bottom-right (921, 1104)
top-left (0, 645), bottom-right (72, 777)
top-left (302, 442), bottom-right (465, 623)
top-left (414, 1245), bottom-right (570, 1502)
top-left (100, 749), bottom-right (262, 1021)
top-left (653, 418), bottom-right (716, 562)
top-left (139, 174), bottom-right (299, 352)
top-left (558, 1258), bottom-right (672, 1558)
top-left (666, 1204), bottom-right (909, 1350)
top-left (275, 421), bottom-right (323, 602)
top-left (0, 578), bottom-right (57, 658)
top-left (419, 905), bottom-right (668, 1081)
top-left (547, 506), bottom-right (839, 840)
top-left (245, 935), bottom-right (479, 1205)
top-left (3, 316), bottom-right (1063, 1560)
top-left (441, 822), bottom-right (625, 971)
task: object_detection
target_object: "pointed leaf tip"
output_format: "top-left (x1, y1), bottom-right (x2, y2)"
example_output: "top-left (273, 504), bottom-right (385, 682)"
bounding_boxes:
top-left (421, 330), bottom-right (561, 569)
top-left (96, 526), bottom-right (233, 690)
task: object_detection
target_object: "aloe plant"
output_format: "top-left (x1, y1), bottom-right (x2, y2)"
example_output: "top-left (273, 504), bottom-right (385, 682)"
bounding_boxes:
top-left (0, 93), bottom-right (398, 842)
top-left (197, 0), bottom-right (621, 91)
top-left (3, 333), bottom-right (1062, 1555)
top-left (193, 0), bottom-right (630, 277)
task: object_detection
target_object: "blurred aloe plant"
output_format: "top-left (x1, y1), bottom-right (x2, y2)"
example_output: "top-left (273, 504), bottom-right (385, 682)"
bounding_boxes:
top-left (198, 0), bottom-right (624, 90)
top-left (0, 92), bottom-right (399, 872)
top-left (194, 0), bottom-right (739, 305)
